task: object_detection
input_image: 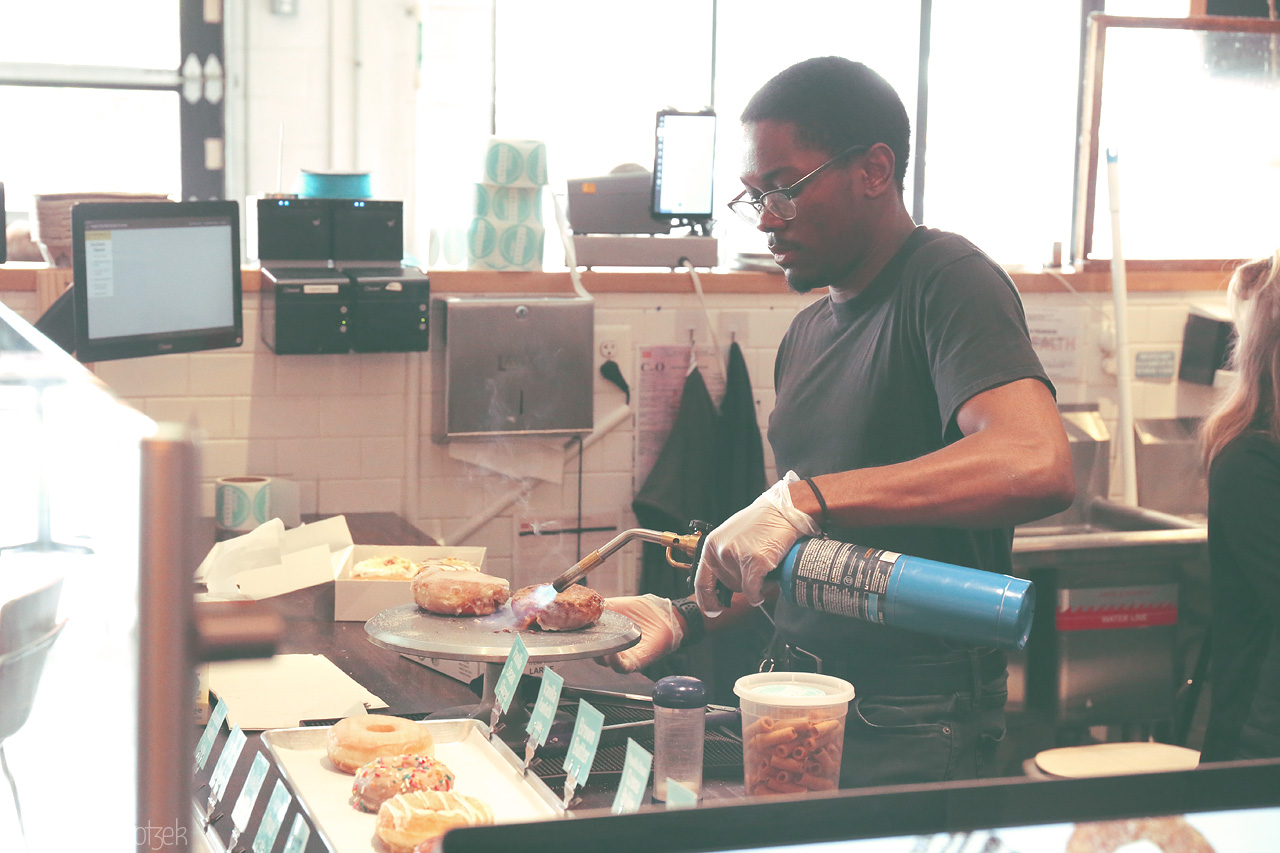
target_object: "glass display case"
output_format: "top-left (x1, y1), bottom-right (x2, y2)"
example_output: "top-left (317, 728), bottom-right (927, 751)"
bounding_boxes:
top-left (0, 300), bottom-right (200, 851)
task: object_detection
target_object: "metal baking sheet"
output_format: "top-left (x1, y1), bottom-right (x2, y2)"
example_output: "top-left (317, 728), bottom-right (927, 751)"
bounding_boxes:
top-left (365, 603), bottom-right (640, 662)
top-left (261, 718), bottom-right (562, 853)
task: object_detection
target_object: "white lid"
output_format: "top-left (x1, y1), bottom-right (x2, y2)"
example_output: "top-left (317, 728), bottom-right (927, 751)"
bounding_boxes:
top-left (734, 671), bottom-right (855, 707)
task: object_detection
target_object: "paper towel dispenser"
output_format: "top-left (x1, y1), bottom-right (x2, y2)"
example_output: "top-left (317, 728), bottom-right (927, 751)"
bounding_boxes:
top-left (431, 296), bottom-right (594, 440)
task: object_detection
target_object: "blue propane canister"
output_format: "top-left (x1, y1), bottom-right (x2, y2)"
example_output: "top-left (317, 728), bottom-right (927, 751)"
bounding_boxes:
top-left (776, 537), bottom-right (1036, 651)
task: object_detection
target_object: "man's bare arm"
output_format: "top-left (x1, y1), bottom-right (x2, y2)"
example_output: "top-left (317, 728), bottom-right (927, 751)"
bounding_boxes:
top-left (790, 378), bottom-right (1075, 529)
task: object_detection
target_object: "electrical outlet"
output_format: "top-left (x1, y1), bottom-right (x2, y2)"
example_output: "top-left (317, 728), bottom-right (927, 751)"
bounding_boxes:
top-left (594, 324), bottom-right (633, 399)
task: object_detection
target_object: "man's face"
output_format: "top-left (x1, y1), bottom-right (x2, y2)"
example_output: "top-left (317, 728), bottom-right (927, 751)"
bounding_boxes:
top-left (739, 120), bottom-right (871, 293)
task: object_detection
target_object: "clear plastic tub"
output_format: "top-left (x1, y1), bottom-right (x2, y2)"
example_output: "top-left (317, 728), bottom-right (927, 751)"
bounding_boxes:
top-left (734, 671), bottom-right (856, 797)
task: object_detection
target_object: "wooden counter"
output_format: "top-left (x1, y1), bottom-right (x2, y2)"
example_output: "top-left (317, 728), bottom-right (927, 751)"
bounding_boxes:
top-left (0, 262), bottom-right (1238, 300)
top-left (193, 512), bottom-right (661, 850)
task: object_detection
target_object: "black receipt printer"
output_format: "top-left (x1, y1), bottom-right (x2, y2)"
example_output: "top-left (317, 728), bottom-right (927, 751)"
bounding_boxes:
top-left (259, 267), bottom-right (353, 355)
top-left (256, 197), bottom-right (429, 354)
top-left (345, 265), bottom-right (430, 353)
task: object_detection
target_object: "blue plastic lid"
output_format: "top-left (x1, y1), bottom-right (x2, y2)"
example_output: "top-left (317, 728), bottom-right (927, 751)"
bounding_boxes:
top-left (653, 675), bottom-right (706, 709)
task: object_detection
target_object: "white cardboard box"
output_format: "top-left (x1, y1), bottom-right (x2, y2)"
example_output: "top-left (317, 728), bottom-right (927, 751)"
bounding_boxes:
top-left (333, 544), bottom-right (488, 621)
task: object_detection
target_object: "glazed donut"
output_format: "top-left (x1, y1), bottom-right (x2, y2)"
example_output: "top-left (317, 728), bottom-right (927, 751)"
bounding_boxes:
top-left (1065, 816), bottom-right (1215, 853)
top-left (350, 753), bottom-right (454, 813)
top-left (351, 555), bottom-right (420, 579)
top-left (412, 568), bottom-right (511, 616)
top-left (375, 790), bottom-right (494, 853)
top-left (418, 557), bottom-right (482, 573)
top-left (510, 584), bottom-right (604, 631)
top-left (325, 714), bottom-right (434, 774)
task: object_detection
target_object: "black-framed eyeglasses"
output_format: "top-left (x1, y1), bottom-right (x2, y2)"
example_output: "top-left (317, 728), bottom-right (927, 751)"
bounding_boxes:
top-left (728, 143), bottom-right (871, 226)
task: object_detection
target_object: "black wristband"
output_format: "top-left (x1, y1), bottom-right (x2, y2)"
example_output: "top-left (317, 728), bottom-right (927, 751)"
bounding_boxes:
top-left (673, 596), bottom-right (706, 647)
top-left (801, 476), bottom-right (831, 531)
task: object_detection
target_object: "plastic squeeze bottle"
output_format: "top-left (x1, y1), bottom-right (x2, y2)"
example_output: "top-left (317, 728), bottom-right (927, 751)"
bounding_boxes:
top-left (652, 675), bottom-right (707, 802)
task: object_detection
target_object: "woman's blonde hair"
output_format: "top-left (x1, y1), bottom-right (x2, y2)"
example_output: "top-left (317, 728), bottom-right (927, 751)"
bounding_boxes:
top-left (1201, 251), bottom-right (1280, 464)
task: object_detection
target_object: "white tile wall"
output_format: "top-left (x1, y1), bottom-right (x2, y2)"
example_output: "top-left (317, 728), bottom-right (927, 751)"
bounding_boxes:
top-left (0, 283), bottom-right (1230, 593)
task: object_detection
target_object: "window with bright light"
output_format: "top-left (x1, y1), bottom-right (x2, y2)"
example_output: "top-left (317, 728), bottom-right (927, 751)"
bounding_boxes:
top-left (1082, 15), bottom-right (1280, 264)
top-left (0, 0), bottom-right (177, 67)
top-left (0, 0), bottom-right (182, 248)
top-left (924, 2), bottom-right (1083, 268)
top-left (416, 0), bottom-right (919, 268)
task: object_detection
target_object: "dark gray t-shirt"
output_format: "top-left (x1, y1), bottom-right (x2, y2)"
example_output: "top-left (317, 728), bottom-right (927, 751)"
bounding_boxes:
top-left (768, 226), bottom-right (1052, 663)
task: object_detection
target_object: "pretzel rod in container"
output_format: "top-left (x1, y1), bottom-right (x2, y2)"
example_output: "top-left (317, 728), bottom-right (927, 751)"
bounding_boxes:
top-left (766, 776), bottom-right (806, 794)
top-left (811, 720), bottom-right (841, 740)
top-left (743, 716), bottom-right (779, 737)
top-left (813, 745), bottom-right (840, 777)
top-left (745, 716), bottom-right (815, 738)
top-left (736, 672), bottom-right (855, 798)
top-left (744, 716), bottom-right (844, 793)
top-left (750, 726), bottom-right (800, 750)
top-left (769, 755), bottom-right (806, 774)
top-left (797, 773), bottom-right (836, 791)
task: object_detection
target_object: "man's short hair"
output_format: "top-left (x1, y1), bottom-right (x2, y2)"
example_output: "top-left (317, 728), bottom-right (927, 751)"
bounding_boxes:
top-left (742, 57), bottom-right (911, 192)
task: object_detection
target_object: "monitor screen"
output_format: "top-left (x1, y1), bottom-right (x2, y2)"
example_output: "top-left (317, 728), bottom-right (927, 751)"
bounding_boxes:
top-left (71, 200), bottom-right (243, 362)
top-left (651, 110), bottom-right (716, 221)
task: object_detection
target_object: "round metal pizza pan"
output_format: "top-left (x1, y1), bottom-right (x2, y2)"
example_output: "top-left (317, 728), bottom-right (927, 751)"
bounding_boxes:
top-left (365, 603), bottom-right (640, 663)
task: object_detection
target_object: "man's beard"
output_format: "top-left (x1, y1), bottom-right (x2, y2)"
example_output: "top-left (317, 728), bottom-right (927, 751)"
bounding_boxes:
top-left (783, 268), bottom-right (822, 294)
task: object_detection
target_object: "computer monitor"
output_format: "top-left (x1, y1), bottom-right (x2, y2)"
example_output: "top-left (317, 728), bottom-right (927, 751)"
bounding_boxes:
top-left (651, 109), bottom-right (716, 223)
top-left (440, 759), bottom-right (1280, 853)
top-left (70, 200), bottom-right (243, 362)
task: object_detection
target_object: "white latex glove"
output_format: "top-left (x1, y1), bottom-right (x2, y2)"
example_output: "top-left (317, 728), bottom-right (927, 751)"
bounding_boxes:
top-left (596, 594), bottom-right (684, 674)
top-left (694, 471), bottom-right (822, 615)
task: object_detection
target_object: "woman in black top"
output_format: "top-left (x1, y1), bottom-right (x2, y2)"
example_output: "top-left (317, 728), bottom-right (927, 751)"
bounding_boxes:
top-left (1201, 251), bottom-right (1280, 761)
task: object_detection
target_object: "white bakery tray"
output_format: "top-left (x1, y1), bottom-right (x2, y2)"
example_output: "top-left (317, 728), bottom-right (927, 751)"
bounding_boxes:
top-left (261, 718), bottom-right (563, 853)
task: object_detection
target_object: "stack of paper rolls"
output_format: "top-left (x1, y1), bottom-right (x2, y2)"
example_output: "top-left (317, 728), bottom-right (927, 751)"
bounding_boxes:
top-left (467, 138), bottom-right (548, 271)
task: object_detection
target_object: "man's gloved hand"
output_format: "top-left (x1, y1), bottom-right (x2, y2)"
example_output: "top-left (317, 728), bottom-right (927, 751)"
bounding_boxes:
top-left (596, 594), bottom-right (684, 674)
top-left (694, 471), bottom-right (821, 615)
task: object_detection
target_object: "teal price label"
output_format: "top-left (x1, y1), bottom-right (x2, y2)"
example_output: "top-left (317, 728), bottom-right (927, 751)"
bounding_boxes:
top-left (611, 739), bottom-right (653, 815)
top-left (494, 634), bottom-right (530, 715)
top-left (665, 780), bottom-right (698, 809)
top-left (563, 699), bottom-right (605, 787)
top-left (525, 667), bottom-right (564, 747)
top-left (195, 698), bottom-right (229, 771)
top-left (280, 814), bottom-right (311, 853)
top-left (251, 779), bottom-right (292, 853)
top-left (231, 752), bottom-right (271, 832)
top-left (208, 725), bottom-right (247, 805)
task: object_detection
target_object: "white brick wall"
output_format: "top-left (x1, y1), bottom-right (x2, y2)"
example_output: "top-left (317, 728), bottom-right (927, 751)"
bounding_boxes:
top-left (0, 283), bottom-right (1230, 595)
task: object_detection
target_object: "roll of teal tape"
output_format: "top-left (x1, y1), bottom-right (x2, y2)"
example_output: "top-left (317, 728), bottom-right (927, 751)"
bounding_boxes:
top-left (296, 170), bottom-right (371, 199)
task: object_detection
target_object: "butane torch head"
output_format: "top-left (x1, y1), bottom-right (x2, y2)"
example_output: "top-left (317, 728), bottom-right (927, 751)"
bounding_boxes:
top-left (551, 551), bottom-right (603, 592)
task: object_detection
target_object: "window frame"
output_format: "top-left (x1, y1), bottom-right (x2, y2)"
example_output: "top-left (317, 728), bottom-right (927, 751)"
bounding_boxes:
top-left (1071, 13), bottom-right (1280, 270)
top-left (0, 2), bottom-right (226, 202)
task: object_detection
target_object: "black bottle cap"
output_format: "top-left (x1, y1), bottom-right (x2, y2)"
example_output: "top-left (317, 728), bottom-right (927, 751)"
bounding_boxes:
top-left (652, 675), bottom-right (707, 709)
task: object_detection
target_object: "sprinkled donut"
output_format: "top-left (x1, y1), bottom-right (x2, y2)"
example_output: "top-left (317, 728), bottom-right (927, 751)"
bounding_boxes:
top-left (350, 753), bottom-right (454, 813)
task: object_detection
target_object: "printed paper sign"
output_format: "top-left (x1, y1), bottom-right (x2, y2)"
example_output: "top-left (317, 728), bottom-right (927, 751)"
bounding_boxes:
top-left (635, 344), bottom-right (726, 487)
top-left (208, 725), bottom-right (247, 806)
top-left (280, 814), bottom-right (311, 853)
top-left (231, 752), bottom-right (271, 832)
top-left (494, 634), bottom-right (530, 715)
top-left (195, 698), bottom-right (229, 770)
top-left (1026, 306), bottom-right (1086, 383)
top-left (1135, 349), bottom-right (1177, 381)
top-left (252, 779), bottom-right (292, 853)
top-left (526, 667), bottom-right (565, 748)
top-left (563, 699), bottom-right (605, 787)
top-left (611, 739), bottom-right (653, 815)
